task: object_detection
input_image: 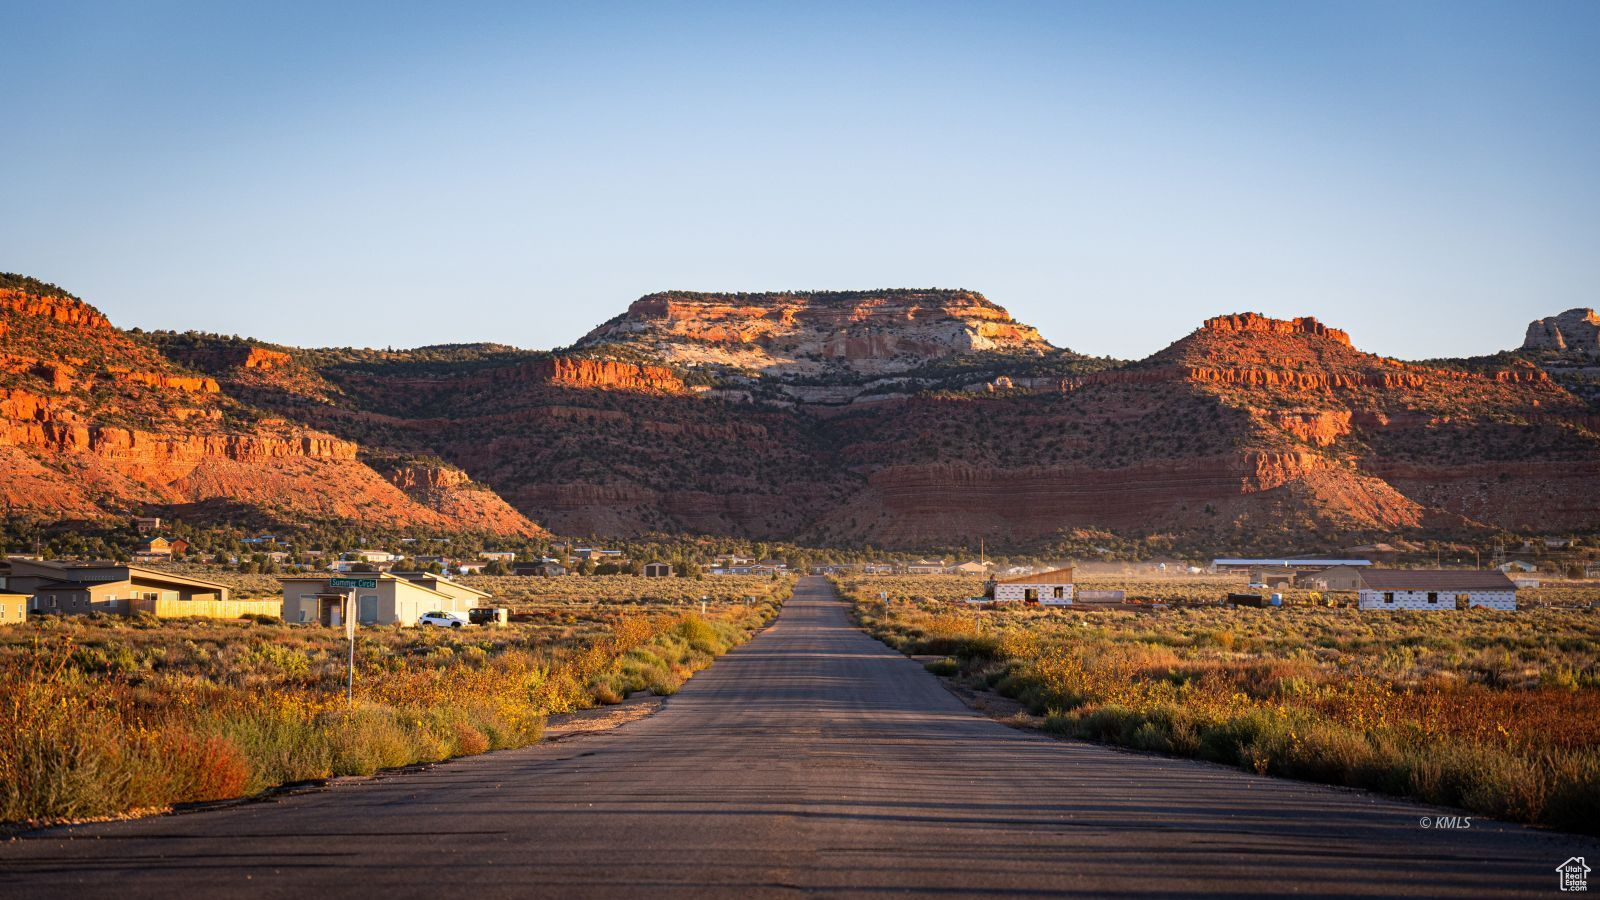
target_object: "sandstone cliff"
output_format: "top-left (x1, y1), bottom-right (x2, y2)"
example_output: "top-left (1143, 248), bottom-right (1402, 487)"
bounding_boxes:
top-left (0, 277), bottom-right (541, 535)
top-left (577, 289), bottom-right (1052, 376)
top-left (1524, 308), bottom-right (1600, 356)
top-left (5, 275), bottom-right (1598, 550)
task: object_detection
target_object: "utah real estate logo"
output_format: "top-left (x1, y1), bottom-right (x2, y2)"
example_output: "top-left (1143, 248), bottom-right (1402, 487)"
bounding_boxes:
top-left (1558, 857), bottom-right (1591, 892)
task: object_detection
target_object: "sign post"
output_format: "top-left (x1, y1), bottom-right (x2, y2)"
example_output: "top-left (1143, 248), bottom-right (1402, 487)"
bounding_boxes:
top-left (345, 591), bottom-right (355, 706)
top-left (328, 578), bottom-right (373, 707)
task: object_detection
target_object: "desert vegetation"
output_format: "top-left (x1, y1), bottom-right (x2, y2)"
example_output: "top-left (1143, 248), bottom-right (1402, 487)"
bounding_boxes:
top-left (837, 575), bottom-right (1600, 834)
top-left (0, 584), bottom-right (787, 825)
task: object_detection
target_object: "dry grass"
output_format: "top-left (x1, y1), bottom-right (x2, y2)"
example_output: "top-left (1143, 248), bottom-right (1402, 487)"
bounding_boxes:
top-left (838, 576), bottom-right (1600, 834)
top-left (0, 586), bottom-right (787, 825)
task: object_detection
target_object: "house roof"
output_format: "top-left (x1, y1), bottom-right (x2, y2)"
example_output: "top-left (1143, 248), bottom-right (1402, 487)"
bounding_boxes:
top-left (391, 572), bottom-right (491, 598)
top-left (1213, 558), bottom-right (1372, 567)
top-left (1357, 570), bottom-right (1516, 592)
top-left (278, 573), bottom-right (454, 601)
top-left (996, 566), bottom-right (1076, 585)
top-left (32, 578), bottom-right (124, 591)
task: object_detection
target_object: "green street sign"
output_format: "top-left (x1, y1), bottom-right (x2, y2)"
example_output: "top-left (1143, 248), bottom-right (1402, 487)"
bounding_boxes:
top-left (329, 577), bottom-right (377, 589)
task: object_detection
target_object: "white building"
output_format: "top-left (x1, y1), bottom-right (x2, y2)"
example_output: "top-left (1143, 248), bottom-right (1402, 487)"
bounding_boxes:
top-left (279, 572), bottom-right (488, 626)
top-left (906, 559), bottom-right (947, 575)
top-left (989, 567), bottom-right (1076, 605)
top-left (1356, 570), bottom-right (1517, 611)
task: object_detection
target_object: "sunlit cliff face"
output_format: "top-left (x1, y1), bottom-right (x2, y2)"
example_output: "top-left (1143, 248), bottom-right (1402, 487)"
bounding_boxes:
top-left (578, 290), bottom-right (1052, 375)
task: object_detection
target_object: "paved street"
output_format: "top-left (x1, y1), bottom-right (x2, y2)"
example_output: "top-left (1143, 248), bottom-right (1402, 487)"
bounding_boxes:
top-left (2, 577), bottom-right (1592, 897)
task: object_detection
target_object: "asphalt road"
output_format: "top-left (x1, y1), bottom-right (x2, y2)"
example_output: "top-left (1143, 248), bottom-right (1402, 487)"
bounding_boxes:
top-left (2, 577), bottom-right (1593, 898)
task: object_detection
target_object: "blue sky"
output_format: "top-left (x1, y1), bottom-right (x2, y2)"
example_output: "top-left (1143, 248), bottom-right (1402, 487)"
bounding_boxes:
top-left (3, 1), bottom-right (1596, 359)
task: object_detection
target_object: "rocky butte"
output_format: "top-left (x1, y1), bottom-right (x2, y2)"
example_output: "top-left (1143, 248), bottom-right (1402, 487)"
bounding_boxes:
top-left (1524, 308), bottom-right (1600, 356)
top-left (577, 289), bottom-right (1051, 375)
top-left (2, 273), bottom-right (1597, 550)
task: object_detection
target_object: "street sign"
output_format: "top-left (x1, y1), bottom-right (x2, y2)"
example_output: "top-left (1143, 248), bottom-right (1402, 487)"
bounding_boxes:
top-left (330, 577), bottom-right (377, 589)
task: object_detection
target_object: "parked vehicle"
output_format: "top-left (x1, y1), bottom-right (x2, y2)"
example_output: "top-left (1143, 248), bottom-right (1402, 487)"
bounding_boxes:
top-left (418, 611), bottom-right (467, 628)
top-left (468, 607), bottom-right (508, 627)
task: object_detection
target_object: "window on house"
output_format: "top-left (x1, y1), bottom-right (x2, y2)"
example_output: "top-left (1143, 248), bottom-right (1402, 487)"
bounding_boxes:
top-left (1383, 592), bottom-right (1394, 604)
top-left (1427, 592), bottom-right (1438, 604)
top-left (1053, 586), bottom-right (1065, 599)
top-left (1024, 588), bottom-right (1039, 602)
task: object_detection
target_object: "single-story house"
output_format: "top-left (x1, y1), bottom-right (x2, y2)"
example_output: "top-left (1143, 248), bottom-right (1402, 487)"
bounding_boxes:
top-left (8, 559), bottom-right (245, 618)
top-left (1248, 568), bottom-right (1297, 590)
top-left (1496, 560), bottom-right (1537, 573)
top-left (1298, 565), bottom-right (1365, 591)
top-left (453, 561), bottom-right (488, 575)
top-left (1212, 558), bottom-right (1373, 573)
top-left (1356, 570), bottom-right (1517, 611)
top-left (137, 537), bottom-right (175, 557)
top-left (133, 516), bottom-right (163, 533)
top-left (478, 551), bottom-right (517, 562)
top-left (989, 567), bottom-right (1076, 605)
top-left (1586, 562), bottom-right (1600, 580)
top-left (512, 561), bottom-right (567, 577)
top-left (906, 559), bottom-right (948, 575)
top-left (349, 550), bottom-right (399, 564)
top-left (0, 591), bottom-right (29, 625)
top-left (280, 572), bottom-right (486, 627)
top-left (949, 561), bottom-right (991, 576)
top-left (643, 562), bottom-right (673, 577)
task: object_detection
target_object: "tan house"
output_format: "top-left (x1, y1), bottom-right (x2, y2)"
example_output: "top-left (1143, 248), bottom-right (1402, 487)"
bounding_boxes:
top-left (8, 560), bottom-right (258, 619)
top-left (949, 561), bottom-right (992, 576)
top-left (137, 537), bottom-right (174, 557)
top-left (280, 572), bottom-right (487, 627)
top-left (1299, 565), bottom-right (1365, 591)
top-left (906, 559), bottom-right (948, 575)
top-left (0, 591), bottom-right (29, 625)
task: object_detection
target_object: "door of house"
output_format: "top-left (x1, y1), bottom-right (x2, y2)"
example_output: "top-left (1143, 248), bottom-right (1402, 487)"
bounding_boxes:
top-left (319, 596), bottom-right (344, 627)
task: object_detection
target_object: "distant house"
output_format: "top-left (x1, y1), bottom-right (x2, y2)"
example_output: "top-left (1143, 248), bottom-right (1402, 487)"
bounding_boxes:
top-left (1496, 560), bottom-right (1537, 573)
top-left (512, 561), bottom-right (567, 577)
top-left (713, 555), bottom-right (754, 568)
top-left (1298, 565), bottom-right (1365, 591)
top-left (350, 550), bottom-right (398, 564)
top-left (860, 564), bottom-right (895, 575)
top-left (453, 561), bottom-right (488, 575)
top-left (1248, 568), bottom-right (1297, 590)
top-left (1544, 538), bottom-right (1575, 549)
top-left (906, 559), bottom-right (947, 575)
top-left (949, 561), bottom-right (991, 576)
top-left (642, 562), bottom-right (673, 578)
top-left (280, 572), bottom-right (486, 627)
top-left (1356, 570), bottom-right (1517, 611)
top-left (988, 567), bottom-right (1076, 605)
top-left (478, 551), bottom-right (517, 563)
top-left (136, 537), bottom-right (174, 558)
top-left (132, 516), bottom-right (163, 533)
top-left (1213, 558), bottom-right (1372, 573)
top-left (0, 591), bottom-right (28, 625)
top-left (1586, 562), bottom-right (1600, 580)
top-left (7, 559), bottom-right (264, 619)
